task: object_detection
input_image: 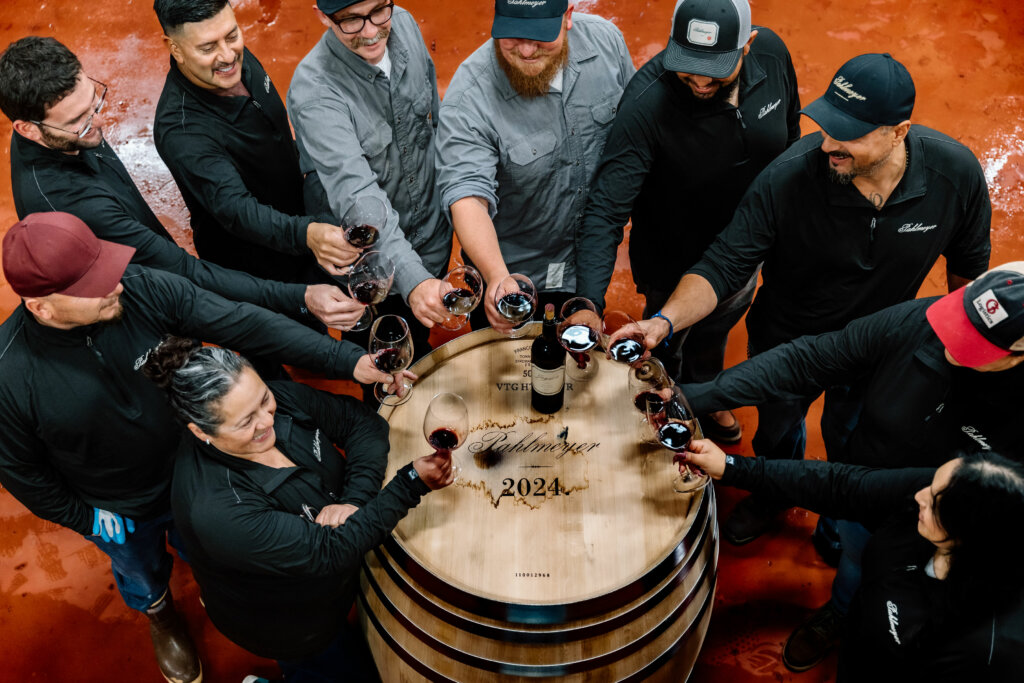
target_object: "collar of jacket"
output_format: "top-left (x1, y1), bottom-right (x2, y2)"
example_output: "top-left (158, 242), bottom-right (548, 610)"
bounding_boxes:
top-left (13, 130), bottom-right (105, 174)
top-left (195, 413), bottom-right (304, 494)
top-left (913, 327), bottom-right (955, 377)
top-left (165, 47), bottom-right (259, 123)
top-left (489, 27), bottom-right (599, 102)
top-left (323, 22), bottom-right (410, 84)
top-left (18, 304), bottom-right (103, 346)
top-left (823, 125), bottom-right (929, 208)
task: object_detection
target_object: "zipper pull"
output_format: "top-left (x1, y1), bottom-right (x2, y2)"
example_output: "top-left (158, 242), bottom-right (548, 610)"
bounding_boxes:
top-left (870, 217), bottom-right (877, 242)
top-left (735, 109), bottom-right (747, 129)
top-left (86, 335), bottom-right (104, 361)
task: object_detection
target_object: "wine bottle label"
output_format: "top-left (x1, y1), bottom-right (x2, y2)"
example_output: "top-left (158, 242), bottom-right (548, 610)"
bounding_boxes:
top-left (531, 364), bottom-right (565, 396)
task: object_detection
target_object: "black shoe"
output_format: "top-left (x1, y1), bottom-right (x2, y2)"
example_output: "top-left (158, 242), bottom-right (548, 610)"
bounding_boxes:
top-left (721, 495), bottom-right (783, 545)
top-left (698, 410), bottom-right (742, 444)
top-left (811, 518), bottom-right (843, 568)
top-left (782, 601), bottom-right (843, 672)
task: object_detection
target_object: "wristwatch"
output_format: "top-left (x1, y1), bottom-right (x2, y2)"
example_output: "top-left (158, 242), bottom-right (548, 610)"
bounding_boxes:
top-left (400, 463), bottom-right (431, 495)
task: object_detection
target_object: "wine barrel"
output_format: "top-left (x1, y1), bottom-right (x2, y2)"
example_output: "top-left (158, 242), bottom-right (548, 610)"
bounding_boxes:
top-left (360, 325), bottom-right (718, 682)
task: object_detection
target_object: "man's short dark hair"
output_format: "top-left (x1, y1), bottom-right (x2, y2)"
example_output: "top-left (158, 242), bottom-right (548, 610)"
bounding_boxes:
top-left (154, 0), bottom-right (231, 35)
top-left (0, 36), bottom-right (82, 123)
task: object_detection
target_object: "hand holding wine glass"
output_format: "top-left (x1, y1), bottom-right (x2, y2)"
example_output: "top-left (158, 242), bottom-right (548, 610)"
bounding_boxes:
top-left (628, 357), bottom-right (672, 443)
top-left (676, 438), bottom-right (728, 480)
top-left (340, 195), bottom-right (386, 250)
top-left (438, 265), bottom-right (483, 331)
top-left (369, 314), bottom-right (415, 405)
top-left (493, 273), bottom-right (537, 338)
top-left (556, 297), bottom-right (600, 375)
top-left (347, 250), bottom-right (395, 332)
top-left (423, 392), bottom-right (468, 482)
top-left (644, 385), bottom-right (709, 493)
top-left (601, 310), bottom-right (648, 364)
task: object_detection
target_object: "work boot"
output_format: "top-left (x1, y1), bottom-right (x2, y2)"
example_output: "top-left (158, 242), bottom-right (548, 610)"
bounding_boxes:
top-left (698, 410), bottom-right (742, 444)
top-left (146, 591), bottom-right (203, 683)
top-left (721, 494), bottom-right (785, 545)
top-left (782, 601), bottom-right (843, 672)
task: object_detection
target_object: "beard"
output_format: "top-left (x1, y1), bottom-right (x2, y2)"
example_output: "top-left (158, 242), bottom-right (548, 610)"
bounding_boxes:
top-left (678, 75), bottom-right (740, 108)
top-left (826, 148), bottom-right (893, 185)
top-left (494, 38), bottom-right (570, 99)
top-left (40, 126), bottom-right (104, 152)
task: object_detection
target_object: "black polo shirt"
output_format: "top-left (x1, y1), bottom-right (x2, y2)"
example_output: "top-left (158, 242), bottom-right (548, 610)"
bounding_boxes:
top-left (685, 298), bottom-right (1023, 468)
top-left (9, 132), bottom-right (307, 316)
top-left (0, 266), bottom-right (363, 535)
top-left (171, 381), bottom-right (429, 660)
top-left (154, 49), bottom-right (315, 282)
top-left (689, 125), bottom-right (991, 351)
top-left (576, 26), bottom-right (801, 305)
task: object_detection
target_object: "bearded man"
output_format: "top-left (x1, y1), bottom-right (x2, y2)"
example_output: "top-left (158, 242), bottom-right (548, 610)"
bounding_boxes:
top-left (576, 0), bottom-right (801, 445)
top-left (435, 0), bottom-right (634, 330)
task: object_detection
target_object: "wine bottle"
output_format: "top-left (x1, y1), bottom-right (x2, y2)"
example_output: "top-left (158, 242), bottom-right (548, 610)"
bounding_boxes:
top-left (531, 303), bottom-right (565, 413)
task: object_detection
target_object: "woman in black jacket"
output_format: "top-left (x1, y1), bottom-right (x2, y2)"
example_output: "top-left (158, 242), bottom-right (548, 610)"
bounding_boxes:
top-left (144, 337), bottom-right (453, 682)
top-left (683, 439), bottom-right (1024, 682)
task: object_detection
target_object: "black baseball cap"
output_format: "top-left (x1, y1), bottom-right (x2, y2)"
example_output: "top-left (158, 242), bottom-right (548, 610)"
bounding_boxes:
top-left (664, 0), bottom-right (752, 79)
top-left (492, 0), bottom-right (568, 43)
top-left (316, 0), bottom-right (366, 15)
top-left (801, 53), bottom-right (915, 142)
top-left (927, 262), bottom-right (1024, 368)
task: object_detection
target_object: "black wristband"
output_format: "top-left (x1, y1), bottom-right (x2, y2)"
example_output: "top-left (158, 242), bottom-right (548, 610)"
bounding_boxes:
top-left (398, 463), bottom-right (431, 496)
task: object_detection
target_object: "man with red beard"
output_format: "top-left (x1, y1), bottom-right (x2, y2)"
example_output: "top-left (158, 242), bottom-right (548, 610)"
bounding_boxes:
top-left (436, 0), bottom-right (634, 331)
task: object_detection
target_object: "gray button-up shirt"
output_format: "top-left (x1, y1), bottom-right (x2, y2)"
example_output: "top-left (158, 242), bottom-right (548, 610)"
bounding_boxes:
top-left (435, 13), bottom-right (634, 292)
top-left (287, 6), bottom-right (451, 299)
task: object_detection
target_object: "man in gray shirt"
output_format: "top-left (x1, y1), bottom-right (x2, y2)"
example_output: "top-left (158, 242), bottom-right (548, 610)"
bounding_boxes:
top-left (288, 0), bottom-right (452, 335)
top-left (436, 0), bottom-right (634, 330)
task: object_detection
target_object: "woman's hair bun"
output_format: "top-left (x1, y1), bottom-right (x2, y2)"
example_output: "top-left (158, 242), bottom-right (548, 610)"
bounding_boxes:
top-left (141, 336), bottom-right (200, 388)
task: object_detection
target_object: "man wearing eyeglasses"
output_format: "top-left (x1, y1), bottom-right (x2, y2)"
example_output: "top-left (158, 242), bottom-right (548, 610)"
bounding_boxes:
top-left (0, 36), bottom-right (361, 332)
top-left (435, 0), bottom-right (634, 332)
top-left (286, 0), bottom-right (453, 340)
top-left (152, 0), bottom-right (365, 296)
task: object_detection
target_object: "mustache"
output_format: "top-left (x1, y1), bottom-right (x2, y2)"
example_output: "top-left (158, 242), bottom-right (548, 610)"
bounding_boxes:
top-left (213, 54), bottom-right (240, 71)
top-left (828, 151), bottom-right (852, 159)
top-left (352, 27), bottom-right (389, 48)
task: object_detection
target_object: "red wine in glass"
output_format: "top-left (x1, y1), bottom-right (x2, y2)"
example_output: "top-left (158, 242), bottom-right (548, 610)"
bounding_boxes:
top-left (442, 287), bottom-right (476, 315)
top-left (609, 337), bottom-right (645, 363)
top-left (559, 324), bottom-right (598, 369)
top-left (633, 390), bottom-right (665, 415)
top-left (428, 428), bottom-right (460, 453)
top-left (657, 422), bottom-right (693, 452)
top-left (344, 224), bottom-right (379, 248)
top-left (497, 291), bottom-right (534, 324)
top-left (373, 347), bottom-right (409, 373)
top-left (351, 280), bottom-right (389, 305)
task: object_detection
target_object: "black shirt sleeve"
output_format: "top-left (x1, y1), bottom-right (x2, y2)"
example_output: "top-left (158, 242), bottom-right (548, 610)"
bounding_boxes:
top-left (939, 145), bottom-right (992, 280)
top-left (721, 456), bottom-right (934, 531)
top-left (156, 129), bottom-right (311, 256)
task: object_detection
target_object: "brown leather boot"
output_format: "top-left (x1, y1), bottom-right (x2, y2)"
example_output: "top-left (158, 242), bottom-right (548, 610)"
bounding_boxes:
top-left (145, 591), bottom-right (203, 683)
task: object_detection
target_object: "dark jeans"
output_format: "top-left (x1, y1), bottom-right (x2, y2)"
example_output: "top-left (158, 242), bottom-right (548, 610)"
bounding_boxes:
top-left (277, 621), bottom-right (380, 683)
top-left (641, 269), bottom-right (758, 386)
top-left (85, 509), bottom-right (183, 612)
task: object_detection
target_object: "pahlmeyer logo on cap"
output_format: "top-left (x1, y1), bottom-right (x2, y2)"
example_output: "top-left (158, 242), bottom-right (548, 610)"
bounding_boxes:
top-left (687, 19), bottom-right (719, 46)
top-left (972, 289), bottom-right (1008, 328)
top-left (831, 76), bottom-right (867, 102)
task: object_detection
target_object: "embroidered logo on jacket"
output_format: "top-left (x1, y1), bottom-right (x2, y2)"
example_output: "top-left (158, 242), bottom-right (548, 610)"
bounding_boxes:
top-left (897, 223), bottom-right (937, 234)
top-left (758, 99), bottom-right (781, 119)
top-left (264, 75), bottom-right (271, 94)
top-left (961, 425), bottom-right (992, 450)
top-left (312, 429), bottom-right (322, 461)
top-left (133, 348), bottom-right (151, 371)
top-left (886, 601), bottom-right (902, 644)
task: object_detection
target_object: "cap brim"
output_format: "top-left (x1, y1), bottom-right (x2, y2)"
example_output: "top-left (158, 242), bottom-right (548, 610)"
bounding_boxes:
top-left (60, 239), bottom-right (135, 298)
top-left (663, 38), bottom-right (742, 80)
top-left (316, 0), bottom-right (362, 14)
top-left (801, 97), bottom-right (880, 142)
top-left (492, 14), bottom-right (563, 43)
top-left (926, 287), bottom-right (1011, 369)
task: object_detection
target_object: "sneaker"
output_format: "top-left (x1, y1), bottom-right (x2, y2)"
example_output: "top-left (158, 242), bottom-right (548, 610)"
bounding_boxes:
top-left (811, 517), bottom-right (843, 568)
top-left (721, 494), bottom-right (784, 545)
top-left (782, 601), bottom-right (843, 672)
top-left (698, 410), bottom-right (742, 444)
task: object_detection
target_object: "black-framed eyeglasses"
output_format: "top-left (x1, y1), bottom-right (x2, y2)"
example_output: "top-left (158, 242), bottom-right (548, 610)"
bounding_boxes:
top-left (31, 77), bottom-right (107, 139)
top-left (330, 2), bottom-right (394, 34)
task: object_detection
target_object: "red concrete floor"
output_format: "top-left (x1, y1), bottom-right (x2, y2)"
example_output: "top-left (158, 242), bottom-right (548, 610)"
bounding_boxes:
top-left (1, 0), bottom-right (1023, 681)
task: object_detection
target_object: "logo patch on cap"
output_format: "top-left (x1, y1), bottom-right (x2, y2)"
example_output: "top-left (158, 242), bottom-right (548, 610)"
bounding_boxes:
top-left (972, 289), bottom-right (1008, 328)
top-left (831, 76), bottom-right (867, 102)
top-left (687, 19), bottom-right (719, 46)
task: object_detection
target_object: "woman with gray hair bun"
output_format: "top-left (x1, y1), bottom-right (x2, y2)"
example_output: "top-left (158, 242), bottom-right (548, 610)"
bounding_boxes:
top-left (144, 336), bottom-right (453, 682)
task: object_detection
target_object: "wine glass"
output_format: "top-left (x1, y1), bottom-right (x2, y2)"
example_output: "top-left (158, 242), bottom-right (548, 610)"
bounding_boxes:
top-left (644, 385), bottom-right (708, 493)
top-left (556, 297), bottom-right (601, 380)
top-left (347, 250), bottom-right (395, 332)
top-left (368, 314), bottom-right (415, 405)
top-left (628, 357), bottom-right (672, 444)
top-left (341, 195), bottom-right (386, 249)
top-left (438, 265), bottom-right (483, 331)
top-left (493, 273), bottom-right (537, 338)
top-left (423, 392), bottom-right (468, 482)
top-left (601, 310), bottom-right (646, 364)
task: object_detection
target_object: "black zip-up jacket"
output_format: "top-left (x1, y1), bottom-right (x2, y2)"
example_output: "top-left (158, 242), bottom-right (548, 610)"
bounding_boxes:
top-left (576, 27), bottom-right (800, 306)
top-left (684, 298), bottom-right (1024, 468)
top-left (723, 457), bottom-right (1024, 682)
top-left (154, 49), bottom-right (315, 282)
top-left (171, 381), bottom-right (429, 660)
top-left (689, 125), bottom-right (991, 352)
top-left (9, 132), bottom-right (309, 316)
top-left (0, 265), bottom-right (363, 536)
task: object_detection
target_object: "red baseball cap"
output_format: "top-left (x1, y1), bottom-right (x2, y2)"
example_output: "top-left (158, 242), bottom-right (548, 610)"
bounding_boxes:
top-left (926, 262), bottom-right (1024, 368)
top-left (2, 212), bottom-right (135, 298)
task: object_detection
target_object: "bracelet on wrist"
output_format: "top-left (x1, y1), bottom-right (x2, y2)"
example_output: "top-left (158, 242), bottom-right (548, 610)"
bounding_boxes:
top-left (651, 311), bottom-right (674, 345)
